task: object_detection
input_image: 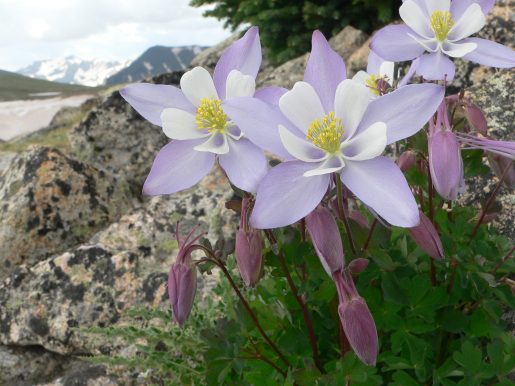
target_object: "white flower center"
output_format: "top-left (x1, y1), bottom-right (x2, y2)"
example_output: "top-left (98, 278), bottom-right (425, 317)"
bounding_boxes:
top-left (306, 112), bottom-right (344, 154)
top-left (430, 11), bottom-right (455, 42)
top-left (195, 98), bottom-right (228, 133)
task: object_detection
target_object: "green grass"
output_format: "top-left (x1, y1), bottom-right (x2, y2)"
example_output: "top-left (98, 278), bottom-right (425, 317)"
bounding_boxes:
top-left (0, 70), bottom-right (101, 101)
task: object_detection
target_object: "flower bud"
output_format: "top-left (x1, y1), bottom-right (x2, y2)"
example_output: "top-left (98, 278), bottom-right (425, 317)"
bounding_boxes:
top-left (306, 206), bottom-right (344, 276)
top-left (168, 261), bottom-right (197, 326)
top-left (463, 102), bottom-right (487, 135)
top-left (429, 130), bottom-right (464, 200)
top-left (338, 297), bottom-right (378, 366)
top-left (408, 211), bottom-right (444, 259)
top-left (235, 228), bottom-right (263, 287)
top-left (397, 150), bottom-right (416, 172)
top-left (348, 258), bottom-right (369, 275)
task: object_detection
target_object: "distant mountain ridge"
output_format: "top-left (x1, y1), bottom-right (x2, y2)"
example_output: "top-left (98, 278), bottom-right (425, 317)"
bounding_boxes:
top-left (0, 70), bottom-right (95, 101)
top-left (105, 45), bottom-right (205, 85)
top-left (18, 56), bottom-right (129, 87)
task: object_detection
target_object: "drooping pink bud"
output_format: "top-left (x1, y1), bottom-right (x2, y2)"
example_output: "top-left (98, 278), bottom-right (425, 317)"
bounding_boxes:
top-left (463, 102), bottom-right (487, 135)
top-left (397, 150), bottom-right (417, 172)
top-left (305, 206), bottom-right (345, 276)
top-left (167, 223), bottom-right (205, 326)
top-left (348, 258), bottom-right (369, 275)
top-left (408, 211), bottom-right (444, 259)
top-left (333, 271), bottom-right (378, 366)
top-left (338, 297), bottom-right (379, 366)
top-left (235, 228), bottom-right (263, 287)
top-left (429, 130), bottom-right (464, 200)
top-left (168, 261), bottom-right (197, 326)
top-left (235, 197), bottom-right (263, 287)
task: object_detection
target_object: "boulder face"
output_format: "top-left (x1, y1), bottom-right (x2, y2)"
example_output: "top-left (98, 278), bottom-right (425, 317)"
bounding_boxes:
top-left (69, 72), bottom-right (183, 189)
top-left (0, 146), bottom-right (131, 280)
top-left (461, 71), bottom-right (515, 238)
top-left (0, 244), bottom-right (160, 355)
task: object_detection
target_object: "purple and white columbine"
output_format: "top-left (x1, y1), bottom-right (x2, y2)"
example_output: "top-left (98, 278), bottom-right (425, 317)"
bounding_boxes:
top-left (371, 0), bottom-right (515, 80)
top-left (120, 27), bottom-right (268, 194)
top-left (225, 31), bottom-right (444, 229)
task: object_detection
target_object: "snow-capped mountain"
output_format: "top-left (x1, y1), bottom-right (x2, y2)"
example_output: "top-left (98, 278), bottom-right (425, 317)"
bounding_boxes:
top-left (105, 45), bottom-right (205, 85)
top-left (17, 56), bottom-right (130, 87)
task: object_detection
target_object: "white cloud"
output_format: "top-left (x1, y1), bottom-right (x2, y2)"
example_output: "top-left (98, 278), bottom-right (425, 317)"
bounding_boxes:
top-left (0, 0), bottom-right (231, 70)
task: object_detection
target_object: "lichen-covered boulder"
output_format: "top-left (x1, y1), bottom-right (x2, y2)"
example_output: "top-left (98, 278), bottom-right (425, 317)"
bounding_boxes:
top-left (69, 72), bottom-right (183, 188)
top-left (258, 26), bottom-right (368, 88)
top-left (90, 169), bottom-right (235, 259)
top-left (0, 146), bottom-right (131, 280)
top-left (0, 245), bottom-right (163, 355)
top-left (459, 72), bottom-right (514, 238)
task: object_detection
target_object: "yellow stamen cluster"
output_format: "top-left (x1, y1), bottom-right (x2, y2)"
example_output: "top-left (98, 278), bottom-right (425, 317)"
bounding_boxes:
top-left (430, 11), bottom-right (455, 42)
top-left (306, 112), bottom-right (344, 154)
top-left (195, 98), bottom-right (229, 133)
top-left (365, 74), bottom-right (388, 96)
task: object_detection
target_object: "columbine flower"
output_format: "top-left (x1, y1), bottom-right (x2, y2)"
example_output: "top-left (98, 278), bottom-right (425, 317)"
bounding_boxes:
top-left (371, 0), bottom-right (515, 80)
top-left (120, 27), bottom-right (268, 194)
top-left (352, 51), bottom-right (394, 97)
top-left (168, 224), bottom-right (205, 326)
top-left (224, 31), bottom-right (444, 229)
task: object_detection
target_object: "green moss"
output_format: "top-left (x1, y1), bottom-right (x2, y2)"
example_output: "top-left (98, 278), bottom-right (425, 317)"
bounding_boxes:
top-left (156, 239), bottom-right (178, 255)
top-left (8, 180), bottom-right (22, 197)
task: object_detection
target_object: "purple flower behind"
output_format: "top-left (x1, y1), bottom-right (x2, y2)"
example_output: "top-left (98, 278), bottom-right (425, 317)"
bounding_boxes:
top-left (371, 0), bottom-right (515, 80)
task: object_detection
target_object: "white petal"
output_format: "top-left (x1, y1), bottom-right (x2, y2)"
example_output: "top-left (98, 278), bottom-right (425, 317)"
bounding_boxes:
top-left (180, 67), bottom-right (218, 106)
top-left (379, 61), bottom-right (395, 80)
top-left (408, 33), bottom-right (439, 52)
top-left (448, 4), bottom-right (485, 41)
top-left (334, 80), bottom-right (374, 140)
top-left (303, 156), bottom-right (345, 177)
top-left (341, 122), bottom-right (387, 161)
top-left (161, 108), bottom-right (208, 140)
top-left (278, 125), bottom-right (326, 162)
top-left (225, 70), bottom-right (256, 99)
top-left (442, 41), bottom-right (478, 58)
top-left (352, 70), bottom-right (370, 85)
top-left (400, 0), bottom-right (433, 39)
top-left (279, 81), bottom-right (325, 134)
top-left (193, 132), bottom-right (229, 154)
top-left (424, 0), bottom-right (450, 13)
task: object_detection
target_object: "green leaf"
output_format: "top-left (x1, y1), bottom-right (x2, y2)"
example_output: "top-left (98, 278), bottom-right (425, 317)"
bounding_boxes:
top-left (382, 272), bottom-right (408, 305)
top-left (391, 370), bottom-right (419, 386)
top-left (453, 341), bottom-right (482, 372)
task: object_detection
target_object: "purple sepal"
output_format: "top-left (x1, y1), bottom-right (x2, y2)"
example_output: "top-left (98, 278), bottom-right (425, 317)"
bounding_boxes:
top-left (305, 206), bottom-right (345, 276)
top-left (408, 211), bottom-right (444, 259)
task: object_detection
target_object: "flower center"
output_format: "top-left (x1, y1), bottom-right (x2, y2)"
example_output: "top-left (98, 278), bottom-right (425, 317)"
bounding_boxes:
top-left (365, 74), bottom-right (389, 96)
top-left (196, 98), bottom-right (229, 133)
top-left (306, 112), bottom-right (344, 154)
top-left (430, 11), bottom-right (455, 42)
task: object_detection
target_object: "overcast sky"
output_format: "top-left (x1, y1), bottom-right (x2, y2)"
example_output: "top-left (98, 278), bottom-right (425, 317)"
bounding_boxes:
top-left (0, 0), bottom-right (232, 71)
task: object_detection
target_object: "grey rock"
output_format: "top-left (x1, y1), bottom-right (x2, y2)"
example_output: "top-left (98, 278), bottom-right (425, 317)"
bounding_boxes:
top-left (0, 151), bottom-right (16, 175)
top-left (69, 73), bottom-right (183, 189)
top-left (0, 245), bottom-right (164, 355)
top-left (0, 146), bottom-right (132, 280)
top-left (0, 345), bottom-right (71, 386)
top-left (459, 72), bottom-right (514, 238)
